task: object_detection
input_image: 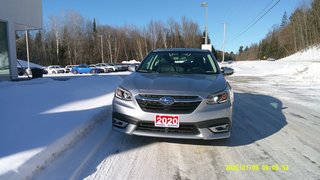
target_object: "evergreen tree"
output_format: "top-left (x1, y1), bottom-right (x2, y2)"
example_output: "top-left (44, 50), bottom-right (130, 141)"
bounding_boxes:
top-left (93, 18), bottom-right (97, 34)
top-left (230, 51), bottom-right (235, 60)
top-left (281, 11), bottom-right (289, 28)
top-left (238, 46), bottom-right (244, 54)
top-left (244, 46), bottom-right (249, 52)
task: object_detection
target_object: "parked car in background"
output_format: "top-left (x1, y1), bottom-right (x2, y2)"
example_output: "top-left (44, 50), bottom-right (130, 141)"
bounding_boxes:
top-left (42, 68), bottom-right (48, 74)
top-left (46, 65), bottom-right (65, 74)
top-left (17, 67), bottom-right (27, 76)
top-left (65, 65), bottom-right (74, 73)
top-left (112, 48), bottom-right (234, 140)
top-left (89, 64), bottom-right (106, 72)
top-left (116, 63), bottom-right (128, 71)
top-left (17, 59), bottom-right (47, 76)
top-left (71, 64), bottom-right (104, 74)
top-left (104, 63), bottom-right (118, 71)
top-left (96, 63), bottom-right (115, 72)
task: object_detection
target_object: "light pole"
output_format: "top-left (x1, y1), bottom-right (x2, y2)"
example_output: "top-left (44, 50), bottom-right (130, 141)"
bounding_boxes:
top-left (222, 23), bottom-right (227, 63)
top-left (25, 30), bottom-right (31, 75)
top-left (98, 35), bottom-right (104, 63)
top-left (201, 2), bottom-right (208, 44)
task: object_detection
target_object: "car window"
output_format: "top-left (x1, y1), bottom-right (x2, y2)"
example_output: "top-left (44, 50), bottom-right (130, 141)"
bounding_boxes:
top-left (138, 52), bottom-right (218, 74)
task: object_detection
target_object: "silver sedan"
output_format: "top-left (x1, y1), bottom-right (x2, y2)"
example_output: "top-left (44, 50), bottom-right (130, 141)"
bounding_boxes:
top-left (112, 48), bottom-right (234, 140)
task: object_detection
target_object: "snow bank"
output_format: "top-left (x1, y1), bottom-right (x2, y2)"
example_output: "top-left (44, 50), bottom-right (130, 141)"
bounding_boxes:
top-left (121, 60), bottom-right (141, 64)
top-left (223, 45), bottom-right (320, 85)
top-left (279, 45), bottom-right (320, 61)
top-left (0, 75), bottom-right (122, 179)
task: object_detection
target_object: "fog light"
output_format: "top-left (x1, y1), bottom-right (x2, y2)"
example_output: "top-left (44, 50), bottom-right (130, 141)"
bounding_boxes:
top-left (209, 124), bottom-right (229, 133)
top-left (113, 118), bottom-right (128, 128)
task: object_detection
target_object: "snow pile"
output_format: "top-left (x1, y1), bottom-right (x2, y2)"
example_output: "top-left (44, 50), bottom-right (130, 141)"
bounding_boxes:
top-left (0, 75), bottom-right (122, 179)
top-left (279, 45), bottom-right (320, 61)
top-left (277, 46), bottom-right (320, 83)
top-left (121, 60), bottom-right (141, 64)
top-left (223, 61), bottom-right (277, 76)
top-left (224, 45), bottom-right (320, 85)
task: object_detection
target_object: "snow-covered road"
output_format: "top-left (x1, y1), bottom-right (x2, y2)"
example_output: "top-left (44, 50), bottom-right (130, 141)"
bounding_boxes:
top-left (33, 74), bottom-right (320, 180)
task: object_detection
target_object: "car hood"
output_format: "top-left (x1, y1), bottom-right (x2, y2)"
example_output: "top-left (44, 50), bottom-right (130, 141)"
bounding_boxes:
top-left (120, 72), bottom-right (227, 96)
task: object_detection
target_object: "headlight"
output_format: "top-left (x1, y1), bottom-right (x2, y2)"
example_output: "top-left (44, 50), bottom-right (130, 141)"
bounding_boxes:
top-left (206, 91), bottom-right (229, 104)
top-left (115, 87), bottom-right (132, 101)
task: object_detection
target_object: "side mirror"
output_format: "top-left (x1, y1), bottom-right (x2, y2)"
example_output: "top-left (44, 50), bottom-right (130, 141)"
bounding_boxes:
top-left (128, 65), bottom-right (136, 72)
top-left (221, 67), bottom-right (234, 76)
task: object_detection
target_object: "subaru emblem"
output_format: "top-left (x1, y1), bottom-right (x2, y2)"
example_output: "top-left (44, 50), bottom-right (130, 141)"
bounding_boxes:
top-left (159, 96), bottom-right (175, 105)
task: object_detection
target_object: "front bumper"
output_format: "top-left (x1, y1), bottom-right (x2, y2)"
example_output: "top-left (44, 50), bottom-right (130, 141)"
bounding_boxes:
top-left (112, 97), bottom-right (232, 140)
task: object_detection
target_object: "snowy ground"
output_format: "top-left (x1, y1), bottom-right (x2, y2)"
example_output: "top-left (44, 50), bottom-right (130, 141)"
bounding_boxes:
top-left (1, 47), bottom-right (320, 180)
top-left (0, 74), bottom-right (124, 179)
top-left (222, 45), bottom-right (320, 111)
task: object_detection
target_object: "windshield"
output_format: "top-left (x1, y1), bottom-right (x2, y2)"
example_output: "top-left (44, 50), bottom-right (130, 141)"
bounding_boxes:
top-left (137, 51), bottom-right (219, 74)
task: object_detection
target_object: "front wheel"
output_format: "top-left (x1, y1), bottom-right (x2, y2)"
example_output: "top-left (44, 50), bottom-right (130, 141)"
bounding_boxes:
top-left (72, 70), bottom-right (78, 74)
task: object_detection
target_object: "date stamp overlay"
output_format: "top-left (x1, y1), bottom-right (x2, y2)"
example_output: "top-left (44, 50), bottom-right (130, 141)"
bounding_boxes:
top-left (225, 164), bottom-right (289, 171)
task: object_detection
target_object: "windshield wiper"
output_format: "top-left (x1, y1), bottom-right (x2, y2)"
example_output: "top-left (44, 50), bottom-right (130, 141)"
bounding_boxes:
top-left (179, 71), bottom-right (217, 74)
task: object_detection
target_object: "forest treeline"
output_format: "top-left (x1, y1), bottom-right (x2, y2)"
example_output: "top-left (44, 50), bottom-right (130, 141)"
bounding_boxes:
top-left (16, 0), bottom-right (320, 65)
top-left (16, 13), bottom-right (204, 66)
top-left (236, 0), bottom-right (320, 60)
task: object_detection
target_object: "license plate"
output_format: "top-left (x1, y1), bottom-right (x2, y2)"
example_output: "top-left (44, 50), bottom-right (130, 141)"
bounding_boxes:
top-left (155, 115), bottom-right (179, 128)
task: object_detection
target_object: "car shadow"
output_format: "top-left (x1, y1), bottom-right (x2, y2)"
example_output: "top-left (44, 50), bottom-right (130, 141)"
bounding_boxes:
top-left (150, 92), bottom-right (288, 146)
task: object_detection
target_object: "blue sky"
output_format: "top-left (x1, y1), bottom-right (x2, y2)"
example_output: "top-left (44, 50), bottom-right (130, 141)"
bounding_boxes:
top-left (43, 0), bottom-right (307, 53)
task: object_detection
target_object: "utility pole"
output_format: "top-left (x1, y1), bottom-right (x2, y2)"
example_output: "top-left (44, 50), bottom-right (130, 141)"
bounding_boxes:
top-left (222, 23), bottom-right (227, 63)
top-left (98, 35), bottom-right (104, 63)
top-left (25, 30), bottom-right (30, 74)
top-left (201, 2), bottom-right (208, 44)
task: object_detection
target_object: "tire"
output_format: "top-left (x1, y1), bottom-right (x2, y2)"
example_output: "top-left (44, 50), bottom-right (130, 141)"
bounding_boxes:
top-left (90, 70), bottom-right (96, 74)
top-left (72, 70), bottom-right (78, 74)
top-left (31, 68), bottom-right (43, 78)
top-left (52, 71), bottom-right (57, 74)
top-left (18, 68), bottom-right (26, 76)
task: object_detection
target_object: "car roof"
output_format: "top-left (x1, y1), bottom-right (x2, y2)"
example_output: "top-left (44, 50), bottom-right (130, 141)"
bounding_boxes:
top-left (153, 48), bottom-right (210, 53)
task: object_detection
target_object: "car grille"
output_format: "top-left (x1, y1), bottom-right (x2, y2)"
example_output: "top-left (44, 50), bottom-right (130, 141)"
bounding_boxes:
top-left (139, 94), bottom-right (199, 99)
top-left (135, 122), bottom-right (199, 135)
top-left (136, 94), bottom-right (202, 114)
